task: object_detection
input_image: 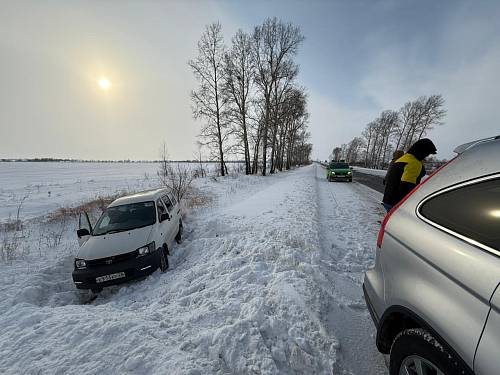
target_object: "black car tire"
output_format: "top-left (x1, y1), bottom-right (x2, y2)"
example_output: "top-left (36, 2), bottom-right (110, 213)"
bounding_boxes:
top-left (349, 178), bottom-right (352, 182)
top-left (390, 328), bottom-right (467, 375)
top-left (159, 246), bottom-right (169, 272)
top-left (175, 220), bottom-right (183, 244)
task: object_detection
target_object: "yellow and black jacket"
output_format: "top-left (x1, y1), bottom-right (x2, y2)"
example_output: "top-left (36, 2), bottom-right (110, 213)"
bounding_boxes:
top-left (382, 153), bottom-right (426, 206)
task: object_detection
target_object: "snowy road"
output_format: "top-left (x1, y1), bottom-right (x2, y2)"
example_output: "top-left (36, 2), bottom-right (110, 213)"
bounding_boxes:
top-left (314, 164), bottom-right (387, 374)
top-left (0, 164), bottom-right (388, 374)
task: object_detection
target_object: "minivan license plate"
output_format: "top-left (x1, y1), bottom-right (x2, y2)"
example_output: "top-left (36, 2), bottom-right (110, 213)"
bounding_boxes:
top-left (96, 272), bottom-right (125, 283)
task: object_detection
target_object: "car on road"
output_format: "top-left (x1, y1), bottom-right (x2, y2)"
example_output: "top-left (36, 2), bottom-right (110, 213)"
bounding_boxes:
top-left (364, 135), bottom-right (500, 375)
top-left (72, 188), bottom-right (183, 293)
top-left (327, 161), bottom-right (353, 182)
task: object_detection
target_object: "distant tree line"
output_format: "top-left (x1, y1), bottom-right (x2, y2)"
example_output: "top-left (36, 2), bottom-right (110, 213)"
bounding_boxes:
top-left (331, 95), bottom-right (446, 169)
top-left (189, 18), bottom-right (312, 176)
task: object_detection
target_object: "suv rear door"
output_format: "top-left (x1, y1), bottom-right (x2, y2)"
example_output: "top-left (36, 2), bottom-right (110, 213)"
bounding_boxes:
top-left (416, 175), bottom-right (500, 369)
top-left (385, 175), bottom-right (500, 368)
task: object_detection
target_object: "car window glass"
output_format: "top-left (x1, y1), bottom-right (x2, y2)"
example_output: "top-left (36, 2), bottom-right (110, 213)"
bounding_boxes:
top-left (162, 195), bottom-right (173, 211)
top-left (420, 178), bottom-right (500, 251)
top-left (93, 201), bottom-right (156, 235)
top-left (100, 216), bottom-right (110, 227)
top-left (171, 195), bottom-right (177, 206)
top-left (157, 199), bottom-right (166, 218)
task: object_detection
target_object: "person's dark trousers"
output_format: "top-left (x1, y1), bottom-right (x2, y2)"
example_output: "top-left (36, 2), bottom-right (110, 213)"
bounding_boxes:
top-left (382, 202), bottom-right (393, 212)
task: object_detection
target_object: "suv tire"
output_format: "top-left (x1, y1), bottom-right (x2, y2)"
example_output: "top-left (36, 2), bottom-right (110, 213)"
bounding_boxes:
top-left (390, 328), bottom-right (467, 375)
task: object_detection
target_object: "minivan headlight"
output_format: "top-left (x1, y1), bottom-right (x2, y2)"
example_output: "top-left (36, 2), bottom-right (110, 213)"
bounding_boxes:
top-left (137, 242), bottom-right (155, 257)
top-left (75, 259), bottom-right (86, 269)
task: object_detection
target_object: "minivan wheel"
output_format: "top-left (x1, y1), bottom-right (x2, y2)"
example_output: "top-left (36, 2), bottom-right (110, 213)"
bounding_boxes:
top-left (390, 328), bottom-right (466, 375)
top-left (175, 220), bottom-right (183, 244)
top-left (159, 246), bottom-right (169, 272)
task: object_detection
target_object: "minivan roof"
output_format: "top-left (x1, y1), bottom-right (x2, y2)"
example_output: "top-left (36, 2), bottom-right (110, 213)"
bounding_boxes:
top-left (109, 188), bottom-right (169, 207)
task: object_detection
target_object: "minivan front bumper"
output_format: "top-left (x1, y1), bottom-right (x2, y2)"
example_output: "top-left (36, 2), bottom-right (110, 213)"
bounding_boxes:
top-left (72, 250), bottom-right (161, 290)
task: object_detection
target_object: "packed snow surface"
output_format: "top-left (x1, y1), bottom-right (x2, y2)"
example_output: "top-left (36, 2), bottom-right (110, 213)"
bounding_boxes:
top-left (0, 164), bottom-right (387, 374)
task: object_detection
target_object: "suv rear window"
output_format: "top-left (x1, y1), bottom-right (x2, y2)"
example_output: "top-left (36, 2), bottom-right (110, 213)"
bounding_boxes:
top-left (420, 178), bottom-right (500, 251)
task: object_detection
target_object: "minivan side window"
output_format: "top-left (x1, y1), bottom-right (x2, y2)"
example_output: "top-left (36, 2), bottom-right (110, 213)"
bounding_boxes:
top-left (420, 178), bottom-right (500, 251)
top-left (170, 195), bottom-right (177, 206)
top-left (162, 195), bottom-right (173, 212)
top-left (156, 199), bottom-right (166, 219)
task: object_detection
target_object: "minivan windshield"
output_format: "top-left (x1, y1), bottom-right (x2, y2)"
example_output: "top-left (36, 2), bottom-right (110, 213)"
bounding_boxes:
top-left (330, 162), bottom-right (349, 169)
top-left (93, 201), bottom-right (156, 236)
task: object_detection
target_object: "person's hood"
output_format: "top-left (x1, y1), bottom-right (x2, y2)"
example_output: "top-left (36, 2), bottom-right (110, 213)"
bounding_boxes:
top-left (407, 138), bottom-right (437, 160)
top-left (77, 225), bottom-right (154, 260)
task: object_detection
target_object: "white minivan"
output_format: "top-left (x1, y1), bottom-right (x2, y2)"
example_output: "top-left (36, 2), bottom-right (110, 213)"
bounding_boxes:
top-left (72, 188), bottom-right (183, 292)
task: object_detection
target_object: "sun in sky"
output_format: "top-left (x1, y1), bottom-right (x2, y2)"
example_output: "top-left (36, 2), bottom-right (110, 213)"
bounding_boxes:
top-left (98, 77), bottom-right (111, 91)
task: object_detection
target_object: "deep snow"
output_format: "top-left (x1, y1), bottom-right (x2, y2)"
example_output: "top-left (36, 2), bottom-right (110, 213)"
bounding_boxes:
top-left (0, 164), bottom-right (387, 374)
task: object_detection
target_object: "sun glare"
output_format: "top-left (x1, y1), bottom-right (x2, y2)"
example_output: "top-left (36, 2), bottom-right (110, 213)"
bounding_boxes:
top-left (490, 210), bottom-right (500, 219)
top-left (98, 77), bottom-right (111, 90)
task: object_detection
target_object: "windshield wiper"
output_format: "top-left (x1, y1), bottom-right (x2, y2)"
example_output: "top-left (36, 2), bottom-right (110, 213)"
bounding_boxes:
top-left (101, 229), bottom-right (129, 235)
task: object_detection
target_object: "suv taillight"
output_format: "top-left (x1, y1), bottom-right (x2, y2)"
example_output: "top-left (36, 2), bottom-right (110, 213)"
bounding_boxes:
top-left (376, 156), bottom-right (458, 248)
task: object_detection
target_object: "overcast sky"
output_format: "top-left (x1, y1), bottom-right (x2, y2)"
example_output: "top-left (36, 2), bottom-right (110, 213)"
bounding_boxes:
top-left (1, 0), bottom-right (499, 160)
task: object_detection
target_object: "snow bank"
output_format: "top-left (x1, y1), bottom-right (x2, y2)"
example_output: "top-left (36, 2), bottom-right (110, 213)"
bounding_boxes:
top-left (0, 166), bottom-right (339, 374)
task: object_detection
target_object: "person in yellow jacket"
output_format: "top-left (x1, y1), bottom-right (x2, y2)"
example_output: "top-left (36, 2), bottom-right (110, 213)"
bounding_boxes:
top-left (382, 138), bottom-right (437, 212)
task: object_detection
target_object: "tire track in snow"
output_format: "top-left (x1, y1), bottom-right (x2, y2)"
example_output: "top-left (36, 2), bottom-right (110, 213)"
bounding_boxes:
top-left (312, 164), bottom-right (387, 375)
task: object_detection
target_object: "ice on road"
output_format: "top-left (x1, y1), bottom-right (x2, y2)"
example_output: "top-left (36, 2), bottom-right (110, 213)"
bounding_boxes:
top-left (0, 164), bottom-right (387, 374)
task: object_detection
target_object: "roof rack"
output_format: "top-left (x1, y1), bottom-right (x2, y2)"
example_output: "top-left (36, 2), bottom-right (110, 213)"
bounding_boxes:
top-left (453, 135), bottom-right (500, 154)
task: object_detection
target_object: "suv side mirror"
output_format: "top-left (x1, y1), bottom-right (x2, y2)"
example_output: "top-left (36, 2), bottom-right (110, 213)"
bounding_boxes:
top-left (160, 213), bottom-right (170, 222)
top-left (77, 228), bottom-right (90, 238)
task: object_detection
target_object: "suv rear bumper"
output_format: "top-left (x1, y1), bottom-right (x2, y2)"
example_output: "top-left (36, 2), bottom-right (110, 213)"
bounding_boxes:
top-left (72, 250), bottom-right (161, 290)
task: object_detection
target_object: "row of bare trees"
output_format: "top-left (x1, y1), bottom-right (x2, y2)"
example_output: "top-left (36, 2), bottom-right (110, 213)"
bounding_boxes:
top-left (331, 95), bottom-right (446, 168)
top-left (189, 18), bottom-right (312, 176)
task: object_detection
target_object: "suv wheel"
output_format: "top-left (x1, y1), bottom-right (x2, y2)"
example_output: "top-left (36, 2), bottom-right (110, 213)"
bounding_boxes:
top-left (390, 328), bottom-right (466, 375)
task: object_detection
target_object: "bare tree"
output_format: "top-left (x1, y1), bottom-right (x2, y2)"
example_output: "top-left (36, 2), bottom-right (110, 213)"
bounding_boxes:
top-left (194, 141), bottom-right (206, 178)
top-left (224, 29), bottom-right (254, 175)
top-left (345, 137), bottom-right (365, 164)
top-left (189, 22), bottom-right (228, 176)
top-left (396, 95), bottom-right (446, 151)
top-left (252, 17), bottom-right (304, 175)
top-left (157, 144), bottom-right (194, 202)
top-left (331, 147), bottom-right (342, 161)
top-left (341, 94), bottom-right (446, 170)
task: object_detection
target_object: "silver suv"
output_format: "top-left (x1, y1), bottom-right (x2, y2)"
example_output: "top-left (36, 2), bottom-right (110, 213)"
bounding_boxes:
top-left (364, 136), bottom-right (500, 375)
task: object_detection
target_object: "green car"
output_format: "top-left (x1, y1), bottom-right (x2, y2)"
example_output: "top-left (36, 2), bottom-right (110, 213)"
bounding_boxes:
top-left (327, 162), bottom-right (353, 182)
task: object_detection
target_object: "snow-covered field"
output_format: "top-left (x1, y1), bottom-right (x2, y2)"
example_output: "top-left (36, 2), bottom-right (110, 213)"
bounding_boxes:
top-left (0, 163), bottom-right (387, 374)
top-left (0, 162), bottom-right (231, 222)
